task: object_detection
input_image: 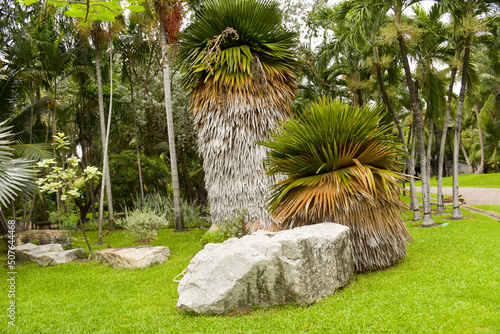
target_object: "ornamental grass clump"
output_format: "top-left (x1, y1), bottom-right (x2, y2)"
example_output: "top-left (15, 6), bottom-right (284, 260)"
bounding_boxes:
top-left (259, 98), bottom-right (412, 272)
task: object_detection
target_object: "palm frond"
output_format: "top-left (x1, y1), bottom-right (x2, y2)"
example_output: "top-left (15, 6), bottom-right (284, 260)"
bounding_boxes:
top-left (179, 0), bottom-right (297, 91)
top-left (0, 121), bottom-right (38, 208)
top-left (11, 143), bottom-right (53, 161)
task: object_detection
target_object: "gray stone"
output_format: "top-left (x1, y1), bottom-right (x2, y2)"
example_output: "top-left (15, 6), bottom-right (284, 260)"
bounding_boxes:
top-left (10, 230), bottom-right (71, 248)
top-left (35, 248), bottom-right (85, 266)
top-left (94, 246), bottom-right (171, 269)
top-left (177, 223), bottom-right (353, 314)
top-left (14, 242), bottom-right (85, 266)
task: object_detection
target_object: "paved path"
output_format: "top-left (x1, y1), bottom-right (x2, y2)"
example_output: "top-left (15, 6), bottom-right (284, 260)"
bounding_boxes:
top-left (429, 187), bottom-right (500, 205)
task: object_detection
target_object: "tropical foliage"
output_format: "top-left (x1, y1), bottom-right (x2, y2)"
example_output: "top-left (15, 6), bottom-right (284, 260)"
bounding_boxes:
top-left (260, 98), bottom-right (411, 272)
top-left (0, 121), bottom-right (38, 208)
top-left (178, 0), bottom-right (297, 226)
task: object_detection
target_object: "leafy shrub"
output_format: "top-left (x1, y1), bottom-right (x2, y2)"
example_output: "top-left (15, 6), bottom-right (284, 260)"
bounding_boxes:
top-left (200, 209), bottom-right (247, 245)
top-left (122, 208), bottom-right (167, 244)
top-left (83, 220), bottom-right (110, 232)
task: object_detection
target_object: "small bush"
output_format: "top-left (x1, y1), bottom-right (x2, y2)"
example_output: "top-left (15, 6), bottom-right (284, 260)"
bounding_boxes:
top-left (199, 231), bottom-right (230, 245)
top-left (200, 209), bottom-right (248, 245)
top-left (83, 220), bottom-right (110, 232)
top-left (122, 208), bottom-right (167, 244)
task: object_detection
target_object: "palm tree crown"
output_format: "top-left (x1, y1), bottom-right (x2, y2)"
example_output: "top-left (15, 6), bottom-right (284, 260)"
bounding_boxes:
top-left (179, 0), bottom-right (297, 111)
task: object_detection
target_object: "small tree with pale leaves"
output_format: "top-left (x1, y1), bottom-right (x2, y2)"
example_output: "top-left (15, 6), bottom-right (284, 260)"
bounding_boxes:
top-left (37, 133), bottom-right (101, 258)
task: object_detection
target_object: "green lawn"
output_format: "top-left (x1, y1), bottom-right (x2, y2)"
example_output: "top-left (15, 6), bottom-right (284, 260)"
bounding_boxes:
top-left (472, 205), bottom-right (500, 215)
top-left (2, 210), bottom-right (500, 333)
top-left (415, 172), bottom-right (500, 188)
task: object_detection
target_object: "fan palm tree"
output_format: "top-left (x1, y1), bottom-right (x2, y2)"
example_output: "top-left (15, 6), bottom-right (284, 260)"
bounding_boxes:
top-left (259, 98), bottom-right (411, 272)
top-left (178, 0), bottom-right (297, 227)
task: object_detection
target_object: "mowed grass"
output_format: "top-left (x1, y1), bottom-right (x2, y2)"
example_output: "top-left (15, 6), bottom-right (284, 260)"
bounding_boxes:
top-left (2, 209), bottom-right (500, 333)
top-left (415, 172), bottom-right (500, 188)
top-left (472, 205), bottom-right (500, 215)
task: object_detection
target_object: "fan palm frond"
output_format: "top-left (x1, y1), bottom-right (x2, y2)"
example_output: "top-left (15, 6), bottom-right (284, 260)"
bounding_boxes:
top-left (0, 121), bottom-right (38, 207)
top-left (259, 98), bottom-right (412, 272)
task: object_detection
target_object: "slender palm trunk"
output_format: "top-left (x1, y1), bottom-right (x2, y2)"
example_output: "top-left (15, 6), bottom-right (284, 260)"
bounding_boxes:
top-left (105, 42), bottom-right (114, 230)
top-left (474, 104), bottom-right (485, 174)
top-left (129, 59), bottom-right (145, 207)
top-left (98, 41), bottom-right (116, 244)
top-left (52, 77), bottom-right (61, 224)
top-left (95, 43), bottom-right (111, 239)
top-left (427, 117), bottom-right (433, 178)
top-left (408, 124), bottom-right (422, 220)
top-left (451, 36), bottom-right (471, 220)
top-left (160, 20), bottom-right (184, 231)
top-left (374, 48), bottom-right (417, 213)
top-left (460, 138), bottom-right (474, 173)
top-left (397, 37), bottom-right (434, 226)
top-left (376, 73), bottom-right (404, 146)
top-left (437, 66), bottom-right (457, 214)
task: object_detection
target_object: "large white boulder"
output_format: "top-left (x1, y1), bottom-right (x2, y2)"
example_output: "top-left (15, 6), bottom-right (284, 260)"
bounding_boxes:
top-left (177, 223), bottom-right (353, 314)
top-left (15, 243), bottom-right (85, 266)
top-left (94, 246), bottom-right (171, 269)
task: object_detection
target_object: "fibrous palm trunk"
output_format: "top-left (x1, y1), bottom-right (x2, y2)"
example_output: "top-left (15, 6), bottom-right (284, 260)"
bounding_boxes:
top-left (192, 70), bottom-right (290, 227)
top-left (195, 102), bottom-right (287, 227)
top-left (160, 21), bottom-right (184, 231)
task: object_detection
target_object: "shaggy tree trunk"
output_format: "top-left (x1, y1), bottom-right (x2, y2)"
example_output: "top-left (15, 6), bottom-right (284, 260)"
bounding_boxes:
top-left (437, 64), bottom-right (457, 214)
top-left (160, 20), bottom-right (184, 231)
top-left (192, 70), bottom-right (290, 227)
top-left (474, 104), bottom-right (485, 174)
top-left (398, 38), bottom-right (434, 226)
top-left (452, 36), bottom-right (471, 220)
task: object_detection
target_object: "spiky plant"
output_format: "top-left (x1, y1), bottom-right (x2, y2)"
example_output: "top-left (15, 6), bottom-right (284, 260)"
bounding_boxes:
top-left (259, 98), bottom-right (412, 272)
top-left (178, 0), bottom-right (297, 226)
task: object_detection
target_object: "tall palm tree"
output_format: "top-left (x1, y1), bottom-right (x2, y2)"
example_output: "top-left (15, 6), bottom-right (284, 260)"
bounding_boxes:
top-left (364, 0), bottom-right (435, 226)
top-left (259, 98), bottom-right (411, 272)
top-left (155, 0), bottom-right (185, 231)
top-left (179, 0), bottom-right (297, 227)
top-left (438, 0), bottom-right (498, 219)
